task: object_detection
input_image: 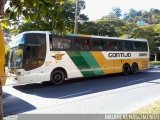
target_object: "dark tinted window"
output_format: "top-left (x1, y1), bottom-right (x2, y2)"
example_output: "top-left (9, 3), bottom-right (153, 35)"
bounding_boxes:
top-left (92, 39), bottom-right (105, 50)
top-left (120, 41), bottom-right (134, 51)
top-left (106, 40), bottom-right (120, 51)
top-left (50, 36), bottom-right (71, 50)
top-left (134, 41), bottom-right (148, 51)
top-left (74, 38), bottom-right (90, 50)
top-left (24, 33), bottom-right (46, 70)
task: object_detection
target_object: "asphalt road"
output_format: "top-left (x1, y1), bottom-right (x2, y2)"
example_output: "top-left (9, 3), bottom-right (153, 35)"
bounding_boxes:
top-left (3, 66), bottom-right (160, 115)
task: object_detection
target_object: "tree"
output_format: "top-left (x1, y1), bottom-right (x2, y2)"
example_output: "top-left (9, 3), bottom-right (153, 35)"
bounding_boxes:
top-left (123, 8), bottom-right (160, 24)
top-left (112, 7), bottom-right (122, 18)
top-left (5, 0), bottom-right (88, 34)
top-left (79, 17), bottom-right (125, 37)
top-left (120, 22), bottom-right (138, 38)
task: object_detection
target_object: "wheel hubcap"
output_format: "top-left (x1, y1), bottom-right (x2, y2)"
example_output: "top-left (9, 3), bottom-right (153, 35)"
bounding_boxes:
top-left (54, 73), bottom-right (62, 83)
top-left (132, 65), bottom-right (137, 72)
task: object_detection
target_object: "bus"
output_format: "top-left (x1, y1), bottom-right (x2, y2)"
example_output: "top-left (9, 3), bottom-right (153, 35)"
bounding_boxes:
top-left (8, 31), bottom-right (149, 85)
top-left (0, 26), bottom-right (6, 86)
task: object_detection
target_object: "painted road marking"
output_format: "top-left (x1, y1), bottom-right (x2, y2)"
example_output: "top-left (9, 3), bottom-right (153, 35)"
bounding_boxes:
top-left (57, 90), bottom-right (91, 99)
top-left (127, 79), bottom-right (145, 84)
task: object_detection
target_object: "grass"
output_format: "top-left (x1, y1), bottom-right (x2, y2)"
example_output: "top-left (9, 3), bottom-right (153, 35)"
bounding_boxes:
top-left (134, 100), bottom-right (160, 114)
top-left (150, 61), bottom-right (160, 65)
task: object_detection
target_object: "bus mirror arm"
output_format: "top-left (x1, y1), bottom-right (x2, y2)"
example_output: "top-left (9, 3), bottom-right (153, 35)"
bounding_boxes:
top-left (18, 44), bottom-right (24, 48)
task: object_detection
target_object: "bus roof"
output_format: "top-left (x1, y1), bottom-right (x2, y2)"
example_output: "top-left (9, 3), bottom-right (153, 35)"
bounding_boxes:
top-left (15, 31), bottom-right (147, 42)
top-left (70, 34), bottom-right (147, 42)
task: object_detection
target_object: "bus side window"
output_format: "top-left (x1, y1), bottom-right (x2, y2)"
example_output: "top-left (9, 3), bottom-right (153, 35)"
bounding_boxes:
top-left (74, 39), bottom-right (81, 50)
top-left (50, 37), bottom-right (71, 50)
top-left (49, 35), bottom-right (53, 50)
top-left (126, 41), bottom-right (134, 51)
top-left (83, 39), bottom-right (90, 50)
top-left (134, 41), bottom-right (142, 51)
top-left (92, 39), bottom-right (105, 50)
top-left (74, 38), bottom-right (90, 51)
top-left (62, 38), bottom-right (71, 49)
top-left (134, 41), bottom-right (148, 51)
top-left (106, 40), bottom-right (119, 51)
top-left (24, 46), bottom-right (31, 67)
top-left (106, 41), bottom-right (112, 50)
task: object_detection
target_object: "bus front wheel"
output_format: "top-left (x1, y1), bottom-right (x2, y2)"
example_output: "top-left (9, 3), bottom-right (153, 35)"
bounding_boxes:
top-left (122, 64), bottom-right (131, 75)
top-left (50, 70), bottom-right (65, 85)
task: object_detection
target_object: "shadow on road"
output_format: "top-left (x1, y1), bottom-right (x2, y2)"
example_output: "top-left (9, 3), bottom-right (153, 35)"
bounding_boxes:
top-left (3, 92), bottom-right (36, 116)
top-left (12, 71), bottom-right (160, 99)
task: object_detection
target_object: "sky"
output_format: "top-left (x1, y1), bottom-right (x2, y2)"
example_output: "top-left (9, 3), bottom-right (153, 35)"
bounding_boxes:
top-left (81, 0), bottom-right (160, 21)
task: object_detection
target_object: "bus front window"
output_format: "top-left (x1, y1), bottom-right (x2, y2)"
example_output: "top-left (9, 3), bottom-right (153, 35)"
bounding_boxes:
top-left (9, 47), bottom-right (23, 69)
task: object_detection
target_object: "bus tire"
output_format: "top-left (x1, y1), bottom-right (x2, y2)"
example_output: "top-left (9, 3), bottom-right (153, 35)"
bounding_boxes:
top-left (122, 64), bottom-right (131, 75)
top-left (50, 70), bottom-right (65, 85)
top-left (131, 63), bottom-right (138, 74)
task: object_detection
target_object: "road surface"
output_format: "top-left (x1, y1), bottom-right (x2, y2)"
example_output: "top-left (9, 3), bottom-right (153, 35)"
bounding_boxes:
top-left (3, 66), bottom-right (160, 115)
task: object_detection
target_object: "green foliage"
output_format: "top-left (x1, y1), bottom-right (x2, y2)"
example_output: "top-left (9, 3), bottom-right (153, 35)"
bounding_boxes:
top-left (79, 17), bottom-right (125, 37)
top-left (150, 61), bottom-right (160, 65)
top-left (119, 22), bottom-right (138, 38)
top-left (5, 0), bottom-right (88, 34)
top-left (5, 45), bottom-right (10, 55)
top-left (123, 8), bottom-right (160, 24)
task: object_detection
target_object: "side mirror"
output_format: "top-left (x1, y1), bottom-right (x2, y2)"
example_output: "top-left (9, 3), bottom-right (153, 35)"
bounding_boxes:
top-left (18, 44), bottom-right (24, 49)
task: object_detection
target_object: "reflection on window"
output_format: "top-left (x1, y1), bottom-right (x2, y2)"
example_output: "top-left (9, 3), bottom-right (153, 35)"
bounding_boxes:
top-left (50, 37), bottom-right (71, 50)
top-left (10, 47), bottom-right (23, 69)
top-left (74, 39), bottom-right (90, 50)
top-left (92, 39), bottom-right (105, 50)
top-left (12, 35), bottom-right (24, 47)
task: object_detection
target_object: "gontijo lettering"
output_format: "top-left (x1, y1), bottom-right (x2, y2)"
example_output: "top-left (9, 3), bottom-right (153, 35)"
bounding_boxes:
top-left (108, 53), bottom-right (131, 58)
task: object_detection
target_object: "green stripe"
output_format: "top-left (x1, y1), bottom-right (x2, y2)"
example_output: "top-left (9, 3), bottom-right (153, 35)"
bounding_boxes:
top-left (80, 52), bottom-right (104, 75)
top-left (67, 51), bottom-right (95, 77)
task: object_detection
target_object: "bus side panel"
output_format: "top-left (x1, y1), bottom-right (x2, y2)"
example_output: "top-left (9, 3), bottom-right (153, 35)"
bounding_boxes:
top-left (133, 58), bottom-right (149, 70)
top-left (91, 51), bottom-right (122, 74)
top-left (101, 51), bottom-right (122, 74)
top-left (66, 51), bottom-right (95, 77)
top-left (0, 26), bottom-right (6, 85)
top-left (48, 51), bottom-right (83, 79)
top-left (91, 51), bottom-right (108, 74)
top-left (80, 51), bottom-right (104, 76)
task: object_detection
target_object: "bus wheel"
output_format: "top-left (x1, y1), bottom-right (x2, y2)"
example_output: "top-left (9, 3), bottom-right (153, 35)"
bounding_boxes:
top-left (50, 70), bottom-right (65, 85)
top-left (131, 63), bottom-right (138, 74)
top-left (122, 64), bottom-right (131, 75)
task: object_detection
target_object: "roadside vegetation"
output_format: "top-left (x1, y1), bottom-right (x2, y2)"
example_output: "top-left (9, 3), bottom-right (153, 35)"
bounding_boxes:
top-left (134, 100), bottom-right (160, 114)
top-left (150, 61), bottom-right (160, 65)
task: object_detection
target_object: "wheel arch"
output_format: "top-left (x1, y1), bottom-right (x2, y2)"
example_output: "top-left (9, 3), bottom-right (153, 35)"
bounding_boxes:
top-left (50, 67), bottom-right (68, 79)
top-left (122, 63), bottom-right (130, 68)
top-left (132, 62), bottom-right (139, 70)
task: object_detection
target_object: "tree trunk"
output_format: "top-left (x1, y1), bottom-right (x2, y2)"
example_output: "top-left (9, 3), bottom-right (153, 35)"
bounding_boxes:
top-left (0, 80), bottom-right (3, 119)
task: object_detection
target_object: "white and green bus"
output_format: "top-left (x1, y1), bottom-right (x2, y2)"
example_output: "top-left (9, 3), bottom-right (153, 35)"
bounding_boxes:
top-left (8, 31), bottom-right (149, 85)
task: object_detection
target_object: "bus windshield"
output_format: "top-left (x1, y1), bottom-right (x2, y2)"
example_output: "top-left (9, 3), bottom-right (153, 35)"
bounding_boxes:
top-left (9, 35), bottom-right (24, 69)
top-left (9, 33), bottom-right (47, 71)
top-left (9, 47), bottom-right (23, 69)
